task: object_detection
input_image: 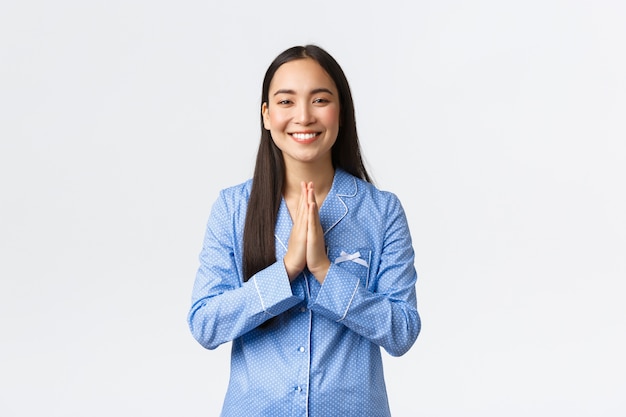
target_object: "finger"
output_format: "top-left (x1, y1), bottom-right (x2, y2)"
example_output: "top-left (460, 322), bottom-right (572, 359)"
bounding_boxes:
top-left (297, 181), bottom-right (308, 217)
top-left (307, 200), bottom-right (330, 283)
top-left (307, 181), bottom-right (316, 205)
top-left (295, 182), bottom-right (310, 237)
top-left (308, 198), bottom-right (322, 236)
top-left (306, 183), bottom-right (323, 239)
top-left (284, 182), bottom-right (310, 280)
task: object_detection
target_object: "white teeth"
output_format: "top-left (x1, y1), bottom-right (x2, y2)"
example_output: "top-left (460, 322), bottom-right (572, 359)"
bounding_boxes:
top-left (292, 133), bottom-right (317, 140)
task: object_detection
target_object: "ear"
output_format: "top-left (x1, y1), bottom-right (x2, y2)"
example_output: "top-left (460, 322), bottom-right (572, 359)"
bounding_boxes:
top-left (261, 102), bottom-right (271, 130)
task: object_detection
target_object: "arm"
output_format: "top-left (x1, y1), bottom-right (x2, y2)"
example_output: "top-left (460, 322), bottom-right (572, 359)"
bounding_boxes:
top-left (187, 190), bottom-right (302, 350)
top-left (309, 194), bottom-right (420, 356)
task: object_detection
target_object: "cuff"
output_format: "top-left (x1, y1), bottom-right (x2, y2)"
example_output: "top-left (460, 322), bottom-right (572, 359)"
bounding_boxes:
top-left (252, 261), bottom-right (303, 316)
top-left (310, 263), bottom-right (360, 322)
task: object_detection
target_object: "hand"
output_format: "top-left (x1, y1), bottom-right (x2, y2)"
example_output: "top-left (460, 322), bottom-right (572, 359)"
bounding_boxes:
top-left (283, 181), bottom-right (308, 280)
top-left (305, 183), bottom-right (330, 283)
top-left (283, 182), bottom-right (331, 283)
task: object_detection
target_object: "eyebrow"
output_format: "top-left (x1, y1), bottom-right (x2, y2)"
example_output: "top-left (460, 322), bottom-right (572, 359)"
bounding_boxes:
top-left (273, 88), bottom-right (334, 96)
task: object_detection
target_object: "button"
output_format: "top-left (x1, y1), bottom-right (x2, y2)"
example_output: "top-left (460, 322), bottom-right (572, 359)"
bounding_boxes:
top-left (298, 346), bottom-right (305, 352)
top-left (295, 386), bottom-right (302, 392)
top-left (300, 306), bottom-right (306, 313)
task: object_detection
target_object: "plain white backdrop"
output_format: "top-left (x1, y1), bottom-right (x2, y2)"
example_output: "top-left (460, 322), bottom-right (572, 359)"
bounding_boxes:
top-left (1, 0), bottom-right (625, 415)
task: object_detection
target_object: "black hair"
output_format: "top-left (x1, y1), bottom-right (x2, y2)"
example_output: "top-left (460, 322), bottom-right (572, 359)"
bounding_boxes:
top-left (242, 45), bottom-right (371, 282)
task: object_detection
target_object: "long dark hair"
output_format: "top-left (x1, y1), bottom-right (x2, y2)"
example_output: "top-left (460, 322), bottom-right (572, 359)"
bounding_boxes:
top-left (242, 45), bottom-right (371, 282)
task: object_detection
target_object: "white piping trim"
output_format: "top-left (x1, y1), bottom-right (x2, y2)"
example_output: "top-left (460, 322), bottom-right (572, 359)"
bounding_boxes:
top-left (338, 278), bottom-right (360, 322)
top-left (365, 251), bottom-right (372, 288)
top-left (324, 177), bottom-right (357, 236)
top-left (275, 234), bottom-right (288, 252)
top-left (252, 276), bottom-right (268, 314)
top-left (305, 299), bottom-right (312, 416)
top-left (336, 176), bottom-right (358, 198)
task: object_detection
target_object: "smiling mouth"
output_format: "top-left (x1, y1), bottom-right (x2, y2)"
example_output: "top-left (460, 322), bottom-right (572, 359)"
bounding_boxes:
top-left (290, 132), bottom-right (320, 142)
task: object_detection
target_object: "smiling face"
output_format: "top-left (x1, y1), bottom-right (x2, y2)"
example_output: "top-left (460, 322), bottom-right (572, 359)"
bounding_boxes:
top-left (262, 58), bottom-right (340, 170)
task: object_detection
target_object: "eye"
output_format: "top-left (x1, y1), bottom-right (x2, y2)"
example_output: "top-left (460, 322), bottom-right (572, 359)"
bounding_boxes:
top-left (277, 99), bottom-right (292, 105)
top-left (313, 98), bottom-right (329, 104)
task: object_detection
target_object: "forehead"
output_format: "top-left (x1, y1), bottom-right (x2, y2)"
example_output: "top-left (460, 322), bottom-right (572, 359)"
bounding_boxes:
top-left (269, 58), bottom-right (337, 93)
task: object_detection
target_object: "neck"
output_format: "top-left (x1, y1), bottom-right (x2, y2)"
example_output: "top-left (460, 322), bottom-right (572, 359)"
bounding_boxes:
top-left (283, 160), bottom-right (335, 202)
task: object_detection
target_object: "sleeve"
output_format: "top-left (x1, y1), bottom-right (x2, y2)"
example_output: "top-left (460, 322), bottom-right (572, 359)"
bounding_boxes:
top-left (187, 190), bottom-right (303, 350)
top-left (309, 194), bottom-right (420, 356)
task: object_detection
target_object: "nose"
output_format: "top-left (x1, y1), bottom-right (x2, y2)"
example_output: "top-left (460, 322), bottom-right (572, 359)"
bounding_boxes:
top-left (296, 103), bottom-right (315, 125)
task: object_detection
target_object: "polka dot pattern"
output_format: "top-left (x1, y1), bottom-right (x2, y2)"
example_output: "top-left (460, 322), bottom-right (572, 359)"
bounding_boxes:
top-left (188, 169), bottom-right (421, 416)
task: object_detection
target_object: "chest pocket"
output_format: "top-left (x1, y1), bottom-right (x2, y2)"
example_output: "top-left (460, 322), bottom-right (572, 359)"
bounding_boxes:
top-left (327, 247), bottom-right (372, 289)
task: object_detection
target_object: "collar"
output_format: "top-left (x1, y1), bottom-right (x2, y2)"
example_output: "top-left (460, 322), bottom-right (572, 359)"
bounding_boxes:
top-left (274, 169), bottom-right (358, 253)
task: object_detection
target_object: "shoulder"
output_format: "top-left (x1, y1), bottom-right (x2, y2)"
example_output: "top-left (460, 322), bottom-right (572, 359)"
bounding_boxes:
top-left (218, 179), bottom-right (253, 203)
top-left (209, 179), bottom-right (252, 219)
top-left (336, 169), bottom-right (402, 212)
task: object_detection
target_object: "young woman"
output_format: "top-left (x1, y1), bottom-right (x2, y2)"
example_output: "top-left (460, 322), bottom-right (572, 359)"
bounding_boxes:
top-left (188, 45), bottom-right (421, 417)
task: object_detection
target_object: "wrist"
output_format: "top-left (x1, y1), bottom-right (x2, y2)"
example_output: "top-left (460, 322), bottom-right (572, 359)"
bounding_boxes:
top-left (311, 260), bottom-right (331, 284)
top-left (283, 258), bottom-right (302, 282)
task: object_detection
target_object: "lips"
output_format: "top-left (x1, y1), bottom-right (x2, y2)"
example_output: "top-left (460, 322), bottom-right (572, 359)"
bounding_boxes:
top-left (290, 132), bottom-right (320, 143)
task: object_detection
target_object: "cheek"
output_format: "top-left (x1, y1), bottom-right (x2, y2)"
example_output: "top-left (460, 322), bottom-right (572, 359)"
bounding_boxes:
top-left (324, 108), bottom-right (341, 129)
top-left (268, 111), bottom-right (290, 130)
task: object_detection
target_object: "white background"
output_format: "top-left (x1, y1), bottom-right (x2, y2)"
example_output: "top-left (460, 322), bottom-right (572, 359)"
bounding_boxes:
top-left (1, 0), bottom-right (625, 416)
